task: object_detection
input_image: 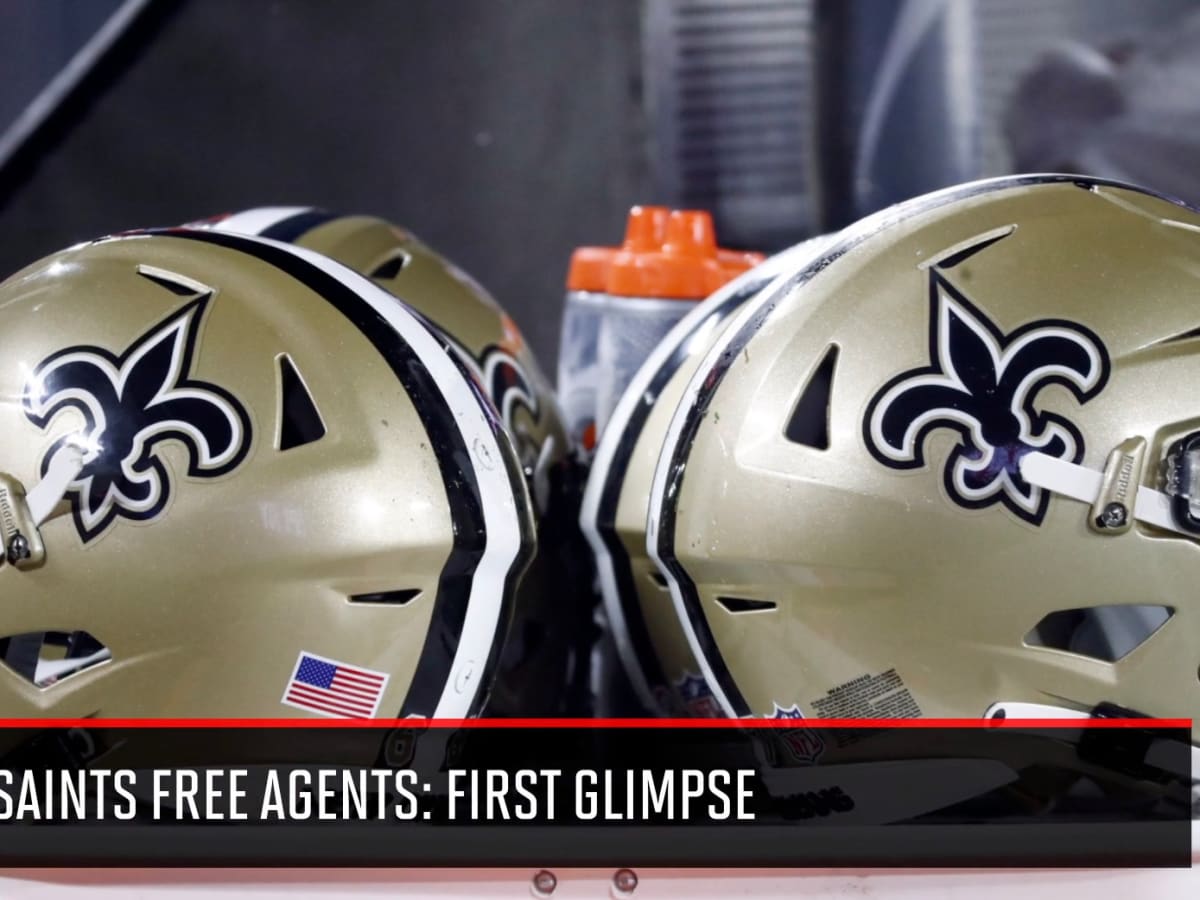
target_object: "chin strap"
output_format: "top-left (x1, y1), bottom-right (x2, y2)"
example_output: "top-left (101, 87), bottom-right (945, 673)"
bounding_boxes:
top-left (0, 445), bottom-right (84, 570)
top-left (1020, 451), bottom-right (1185, 535)
top-left (985, 701), bottom-right (1200, 784)
top-left (25, 445), bottom-right (84, 527)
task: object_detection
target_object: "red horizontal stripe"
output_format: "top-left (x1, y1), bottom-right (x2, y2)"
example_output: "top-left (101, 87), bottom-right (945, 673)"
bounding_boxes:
top-left (288, 684), bottom-right (373, 714)
top-left (284, 696), bottom-right (353, 719)
top-left (333, 679), bottom-right (383, 694)
top-left (0, 717), bottom-right (1186, 729)
top-left (331, 681), bottom-right (381, 696)
top-left (329, 679), bottom-right (383, 701)
top-left (334, 669), bottom-right (384, 685)
top-left (288, 682), bottom-right (373, 708)
top-left (285, 692), bottom-right (370, 720)
top-left (329, 686), bottom-right (380, 703)
top-left (284, 697), bottom-right (368, 721)
top-left (286, 686), bottom-right (373, 718)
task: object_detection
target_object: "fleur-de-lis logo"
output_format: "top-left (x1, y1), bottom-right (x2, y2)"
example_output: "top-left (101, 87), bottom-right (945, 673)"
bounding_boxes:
top-left (863, 271), bottom-right (1109, 525)
top-left (402, 307), bottom-right (541, 452)
top-left (479, 346), bottom-right (537, 432)
top-left (24, 294), bottom-right (252, 542)
top-left (432, 320), bottom-right (546, 477)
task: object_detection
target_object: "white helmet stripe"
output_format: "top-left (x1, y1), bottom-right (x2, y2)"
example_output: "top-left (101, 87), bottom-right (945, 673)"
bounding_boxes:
top-left (159, 227), bottom-right (528, 720)
top-left (210, 207), bottom-right (316, 236)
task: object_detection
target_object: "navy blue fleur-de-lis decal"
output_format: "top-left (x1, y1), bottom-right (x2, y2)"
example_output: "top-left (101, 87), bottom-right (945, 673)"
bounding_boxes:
top-left (863, 271), bottom-right (1109, 525)
top-left (23, 291), bottom-right (252, 542)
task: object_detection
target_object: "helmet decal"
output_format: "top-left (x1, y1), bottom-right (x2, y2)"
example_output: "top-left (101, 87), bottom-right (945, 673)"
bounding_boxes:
top-left (768, 704), bottom-right (826, 764)
top-left (431, 329), bottom-right (541, 465)
top-left (24, 293), bottom-right (252, 542)
top-left (864, 270), bottom-right (1110, 525)
top-left (479, 345), bottom-right (538, 437)
top-left (674, 672), bottom-right (721, 717)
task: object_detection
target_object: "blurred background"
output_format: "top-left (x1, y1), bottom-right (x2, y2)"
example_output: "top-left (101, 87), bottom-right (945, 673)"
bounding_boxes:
top-left (1, 0), bottom-right (1198, 368)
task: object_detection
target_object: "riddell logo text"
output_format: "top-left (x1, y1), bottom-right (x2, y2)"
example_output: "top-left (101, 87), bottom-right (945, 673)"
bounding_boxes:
top-left (1114, 453), bottom-right (1136, 504)
top-left (0, 485), bottom-right (16, 538)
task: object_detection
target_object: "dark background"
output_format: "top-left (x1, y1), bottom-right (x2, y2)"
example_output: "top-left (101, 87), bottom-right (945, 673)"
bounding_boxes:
top-left (2, 0), bottom-right (1199, 368)
top-left (0, 0), bottom-right (650, 369)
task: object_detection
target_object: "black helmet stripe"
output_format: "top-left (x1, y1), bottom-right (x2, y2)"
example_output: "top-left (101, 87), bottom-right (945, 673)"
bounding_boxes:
top-left (255, 209), bottom-right (338, 243)
top-left (586, 283), bottom-right (765, 708)
top-left (211, 207), bottom-right (337, 244)
top-left (154, 226), bottom-right (531, 718)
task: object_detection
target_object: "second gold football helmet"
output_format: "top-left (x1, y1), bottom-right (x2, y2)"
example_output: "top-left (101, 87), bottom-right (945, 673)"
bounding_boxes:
top-left (581, 236), bottom-right (833, 716)
top-left (204, 208), bottom-right (566, 497)
top-left (648, 175), bottom-right (1200, 744)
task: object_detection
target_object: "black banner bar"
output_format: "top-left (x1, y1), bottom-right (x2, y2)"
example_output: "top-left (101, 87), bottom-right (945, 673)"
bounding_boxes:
top-left (0, 725), bottom-right (1189, 867)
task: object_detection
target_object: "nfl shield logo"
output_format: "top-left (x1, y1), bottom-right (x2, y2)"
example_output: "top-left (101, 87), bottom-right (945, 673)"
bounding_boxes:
top-left (771, 702), bottom-right (825, 764)
top-left (676, 673), bottom-right (722, 718)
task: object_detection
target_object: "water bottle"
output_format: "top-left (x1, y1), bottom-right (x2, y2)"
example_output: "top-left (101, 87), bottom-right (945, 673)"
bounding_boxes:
top-left (559, 206), bottom-right (762, 461)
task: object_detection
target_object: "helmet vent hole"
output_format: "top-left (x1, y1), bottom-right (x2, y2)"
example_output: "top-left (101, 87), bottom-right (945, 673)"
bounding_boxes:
top-left (348, 589), bottom-right (421, 606)
top-left (715, 596), bottom-right (777, 615)
top-left (1157, 324), bottom-right (1200, 346)
top-left (0, 631), bottom-right (111, 688)
top-left (277, 353), bottom-right (327, 451)
top-left (136, 265), bottom-right (212, 298)
top-left (369, 251), bottom-right (410, 280)
top-left (1024, 605), bottom-right (1172, 663)
top-left (785, 345), bottom-right (838, 450)
top-left (649, 572), bottom-right (668, 589)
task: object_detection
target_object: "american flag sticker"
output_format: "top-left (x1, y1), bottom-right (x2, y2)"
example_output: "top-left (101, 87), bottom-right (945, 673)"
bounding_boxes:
top-left (281, 652), bottom-right (390, 719)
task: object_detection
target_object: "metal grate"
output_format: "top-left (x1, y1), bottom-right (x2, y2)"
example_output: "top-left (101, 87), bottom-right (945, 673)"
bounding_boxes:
top-left (643, 0), bottom-right (820, 248)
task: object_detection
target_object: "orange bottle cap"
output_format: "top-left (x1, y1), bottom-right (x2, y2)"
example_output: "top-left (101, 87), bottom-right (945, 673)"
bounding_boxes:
top-left (567, 206), bottom-right (764, 299)
top-left (566, 246), bottom-right (618, 292)
top-left (609, 210), bottom-right (750, 299)
top-left (623, 205), bottom-right (670, 252)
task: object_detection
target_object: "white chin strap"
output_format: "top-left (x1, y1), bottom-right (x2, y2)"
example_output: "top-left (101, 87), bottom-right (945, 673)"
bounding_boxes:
top-left (1011, 461), bottom-right (1200, 780)
top-left (1020, 451), bottom-right (1185, 535)
top-left (25, 445), bottom-right (84, 527)
top-left (985, 702), bottom-right (1200, 783)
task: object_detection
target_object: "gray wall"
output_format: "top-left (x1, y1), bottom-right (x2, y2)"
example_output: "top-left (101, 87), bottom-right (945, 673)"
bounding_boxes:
top-left (0, 0), bottom-right (122, 128)
top-left (0, 0), bottom-right (652, 369)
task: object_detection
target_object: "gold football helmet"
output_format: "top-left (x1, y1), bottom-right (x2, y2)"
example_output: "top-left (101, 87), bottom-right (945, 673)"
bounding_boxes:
top-left (648, 175), bottom-right (1200, 742)
top-left (581, 236), bottom-right (833, 716)
top-left (203, 209), bottom-right (590, 715)
top-left (204, 208), bottom-right (565, 496)
top-left (0, 227), bottom-right (535, 719)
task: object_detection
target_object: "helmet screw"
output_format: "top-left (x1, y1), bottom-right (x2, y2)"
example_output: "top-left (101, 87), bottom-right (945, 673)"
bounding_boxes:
top-left (531, 869), bottom-right (557, 896)
top-left (1098, 502), bottom-right (1128, 529)
top-left (6, 532), bottom-right (30, 565)
top-left (612, 868), bottom-right (639, 894)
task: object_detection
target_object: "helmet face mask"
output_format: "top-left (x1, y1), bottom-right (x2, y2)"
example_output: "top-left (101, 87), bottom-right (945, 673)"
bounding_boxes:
top-left (0, 228), bottom-right (534, 719)
top-left (647, 175), bottom-right (1200, 740)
